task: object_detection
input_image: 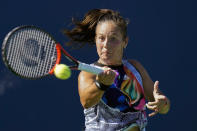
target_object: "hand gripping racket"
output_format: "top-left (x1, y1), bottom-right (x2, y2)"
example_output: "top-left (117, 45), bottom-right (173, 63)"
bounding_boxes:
top-left (1, 25), bottom-right (104, 79)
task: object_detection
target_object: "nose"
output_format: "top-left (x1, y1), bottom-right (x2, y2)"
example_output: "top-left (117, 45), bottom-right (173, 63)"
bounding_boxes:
top-left (103, 38), bottom-right (111, 48)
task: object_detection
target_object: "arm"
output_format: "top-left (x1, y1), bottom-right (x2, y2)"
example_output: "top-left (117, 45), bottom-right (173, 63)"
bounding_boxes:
top-left (129, 60), bottom-right (170, 116)
top-left (78, 67), bottom-right (116, 109)
top-left (78, 71), bottom-right (104, 109)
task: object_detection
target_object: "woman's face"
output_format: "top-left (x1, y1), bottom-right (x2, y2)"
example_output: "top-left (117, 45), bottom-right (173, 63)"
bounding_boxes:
top-left (95, 20), bottom-right (128, 65)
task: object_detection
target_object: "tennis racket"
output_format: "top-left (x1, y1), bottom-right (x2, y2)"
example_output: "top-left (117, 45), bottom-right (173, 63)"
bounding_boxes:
top-left (1, 25), bottom-right (104, 79)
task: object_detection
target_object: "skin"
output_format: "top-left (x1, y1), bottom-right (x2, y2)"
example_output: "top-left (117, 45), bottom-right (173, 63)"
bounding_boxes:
top-left (78, 20), bottom-right (170, 130)
top-left (95, 21), bottom-right (128, 66)
top-left (124, 124), bottom-right (140, 131)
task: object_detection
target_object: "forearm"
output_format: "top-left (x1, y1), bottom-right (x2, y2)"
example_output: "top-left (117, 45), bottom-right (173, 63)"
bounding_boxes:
top-left (78, 68), bottom-right (115, 109)
top-left (80, 82), bottom-right (105, 109)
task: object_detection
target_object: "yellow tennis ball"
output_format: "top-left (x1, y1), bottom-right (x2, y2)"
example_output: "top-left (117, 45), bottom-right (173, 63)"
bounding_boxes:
top-left (54, 64), bottom-right (71, 80)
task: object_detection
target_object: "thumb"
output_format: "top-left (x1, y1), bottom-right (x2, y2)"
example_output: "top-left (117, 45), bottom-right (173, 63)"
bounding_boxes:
top-left (153, 80), bottom-right (160, 95)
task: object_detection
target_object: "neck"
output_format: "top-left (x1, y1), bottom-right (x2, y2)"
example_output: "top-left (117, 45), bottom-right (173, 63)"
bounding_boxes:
top-left (97, 59), bottom-right (123, 67)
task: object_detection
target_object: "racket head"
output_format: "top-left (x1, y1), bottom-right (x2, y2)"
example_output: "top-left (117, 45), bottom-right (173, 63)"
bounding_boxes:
top-left (2, 25), bottom-right (59, 79)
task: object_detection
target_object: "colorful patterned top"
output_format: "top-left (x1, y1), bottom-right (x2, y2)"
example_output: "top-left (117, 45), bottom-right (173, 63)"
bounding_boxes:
top-left (97, 60), bottom-right (146, 112)
top-left (84, 60), bottom-right (147, 131)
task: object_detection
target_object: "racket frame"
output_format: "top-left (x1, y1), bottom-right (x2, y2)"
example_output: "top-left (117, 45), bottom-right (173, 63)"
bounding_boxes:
top-left (2, 25), bottom-right (59, 79)
top-left (2, 25), bottom-right (104, 79)
top-left (49, 43), bottom-right (79, 75)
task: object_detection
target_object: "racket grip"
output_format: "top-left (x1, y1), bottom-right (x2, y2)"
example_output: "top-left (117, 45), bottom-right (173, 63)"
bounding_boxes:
top-left (78, 63), bottom-right (103, 74)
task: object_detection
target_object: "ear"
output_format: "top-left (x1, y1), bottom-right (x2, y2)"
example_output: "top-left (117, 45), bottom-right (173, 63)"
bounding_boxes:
top-left (124, 37), bottom-right (129, 48)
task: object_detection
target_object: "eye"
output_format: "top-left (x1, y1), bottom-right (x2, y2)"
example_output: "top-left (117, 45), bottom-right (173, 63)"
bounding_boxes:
top-left (110, 37), bottom-right (116, 41)
top-left (98, 36), bottom-right (105, 41)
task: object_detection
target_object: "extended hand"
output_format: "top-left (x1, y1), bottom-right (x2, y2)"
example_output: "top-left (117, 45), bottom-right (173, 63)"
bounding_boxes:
top-left (146, 81), bottom-right (169, 117)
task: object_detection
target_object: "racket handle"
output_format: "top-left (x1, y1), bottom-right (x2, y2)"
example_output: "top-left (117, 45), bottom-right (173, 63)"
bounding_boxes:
top-left (78, 63), bottom-right (103, 74)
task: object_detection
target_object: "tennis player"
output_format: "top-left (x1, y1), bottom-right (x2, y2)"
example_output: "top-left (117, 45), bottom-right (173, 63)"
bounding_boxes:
top-left (64, 9), bottom-right (170, 131)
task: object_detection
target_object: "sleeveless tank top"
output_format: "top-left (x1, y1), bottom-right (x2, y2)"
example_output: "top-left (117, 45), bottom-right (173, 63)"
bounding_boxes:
top-left (84, 60), bottom-right (147, 131)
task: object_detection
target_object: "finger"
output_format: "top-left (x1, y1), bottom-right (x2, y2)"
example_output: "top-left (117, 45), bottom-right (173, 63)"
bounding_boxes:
top-left (97, 71), bottom-right (105, 78)
top-left (97, 72), bottom-right (108, 82)
top-left (103, 68), bottom-right (109, 74)
top-left (103, 66), bottom-right (111, 71)
top-left (147, 101), bottom-right (158, 106)
top-left (149, 111), bottom-right (158, 117)
top-left (104, 68), bottom-right (113, 76)
top-left (101, 69), bottom-right (111, 78)
top-left (98, 68), bottom-right (116, 85)
top-left (156, 95), bottom-right (166, 100)
top-left (153, 80), bottom-right (160, 94)
top-left (146, 104), bottom-right (157, 110)
top-left (105, 69), bottom-right (116, 77)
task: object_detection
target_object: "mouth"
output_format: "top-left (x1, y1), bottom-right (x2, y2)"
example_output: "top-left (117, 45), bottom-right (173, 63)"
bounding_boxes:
top-left (101, 52), bottom-right (113, 59)
top-left (102, 51), bottom-right (112, 55)
top-left (102, 53), bottom-right (112, 57)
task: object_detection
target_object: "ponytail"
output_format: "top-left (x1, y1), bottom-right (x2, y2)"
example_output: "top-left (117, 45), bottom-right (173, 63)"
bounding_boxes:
top-left (63, 9), bottom-right (128, 47)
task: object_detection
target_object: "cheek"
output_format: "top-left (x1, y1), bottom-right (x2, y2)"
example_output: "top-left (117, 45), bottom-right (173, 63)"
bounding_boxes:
top-left (96, 43), bottom-right (103, 55)
top-left (111, 41), bottom-right (124, 51)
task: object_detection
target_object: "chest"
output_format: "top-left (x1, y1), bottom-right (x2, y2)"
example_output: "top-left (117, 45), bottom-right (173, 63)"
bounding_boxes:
top-left (102, 65), bottom-right (145, 111)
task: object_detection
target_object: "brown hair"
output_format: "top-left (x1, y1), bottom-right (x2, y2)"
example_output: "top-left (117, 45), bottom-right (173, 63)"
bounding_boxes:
top-left (63, 9), bottom-right (128, 47)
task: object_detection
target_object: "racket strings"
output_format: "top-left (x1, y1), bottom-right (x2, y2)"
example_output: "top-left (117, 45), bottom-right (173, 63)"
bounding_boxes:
top-left (8, 31), bottom-right (24, 75)
top-left (4, 27), bottom-right (57, 78)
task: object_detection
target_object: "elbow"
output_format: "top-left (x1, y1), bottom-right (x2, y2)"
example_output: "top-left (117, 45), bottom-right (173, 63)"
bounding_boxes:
top-left (82, 103), bottom-right (91, 109)
top-left (81, 100), bottom-right (90, 109)
top-left (80, 98), bottom-right (95, 109)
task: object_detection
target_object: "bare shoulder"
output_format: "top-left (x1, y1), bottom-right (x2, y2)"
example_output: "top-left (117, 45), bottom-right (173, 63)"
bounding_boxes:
top-left (127, 59), bottom-right (151, 81)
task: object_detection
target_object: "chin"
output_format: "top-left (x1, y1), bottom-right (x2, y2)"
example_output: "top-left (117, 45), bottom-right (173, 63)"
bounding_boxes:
top-left (101, 58), bottom-right (114, 65)
top-left (100, 55), bottom-right (117, 65)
